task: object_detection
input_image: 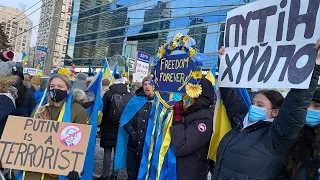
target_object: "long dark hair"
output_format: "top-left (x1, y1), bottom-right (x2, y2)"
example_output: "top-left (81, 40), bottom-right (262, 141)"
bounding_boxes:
top-left (283, 126), bottom-right (320, 179)
top-left (258, 90), bottom-right (284, 109)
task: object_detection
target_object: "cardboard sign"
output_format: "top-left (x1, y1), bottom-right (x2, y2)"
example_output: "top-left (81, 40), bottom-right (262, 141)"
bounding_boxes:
top-left (217, 0), bottom-right (320, 89)
top-left (0, 116), bottom-right (91, 175)
top-left (153, 53), bottom-right (197, 93)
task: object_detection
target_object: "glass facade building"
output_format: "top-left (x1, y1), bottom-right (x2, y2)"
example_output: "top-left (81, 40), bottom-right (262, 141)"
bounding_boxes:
top-left (66, 0), bottom-right (253, 70)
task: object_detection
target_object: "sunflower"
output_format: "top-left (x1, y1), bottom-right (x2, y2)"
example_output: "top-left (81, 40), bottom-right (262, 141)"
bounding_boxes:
top-left (163, 42), bottom-right (169, 48)
top-left (186, 83), bottom-right (202, 98)
top-left (189, 48), bottom-right (196, 58)
top-left (192, 71), bottom-right (202, 80)
top-left (157, 47), bottom-right (165, 58)
top-left (58, 68), bottom-right (70, 76)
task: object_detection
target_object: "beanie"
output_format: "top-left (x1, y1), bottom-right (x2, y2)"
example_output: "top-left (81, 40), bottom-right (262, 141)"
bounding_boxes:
top-left (0, 50), bottom-right (14, 61)
top-left (73, 72), bottom-right (88, 91)
top-left (0, 61), bottom-right (15, 77)
top-left (142, 76), bottom-right (150, 85)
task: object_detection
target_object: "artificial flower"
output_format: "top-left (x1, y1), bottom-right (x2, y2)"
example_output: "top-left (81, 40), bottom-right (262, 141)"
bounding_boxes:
top-left (157, 47), bottom-right (165, 58)
top-left (189, 48), bottom-right (196, 58)
top-left (186, 83), bottom-right (202, 98)
top-left (182, 35), bottom-right (190, 43)
top-left (192, 71), bottom-right (202, 80)
top-left (58, 68), bottom-right (70, 76)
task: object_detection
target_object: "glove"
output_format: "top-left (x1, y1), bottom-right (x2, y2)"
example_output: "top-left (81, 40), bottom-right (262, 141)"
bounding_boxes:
top-left (128, 131), bottom-right (137, 149)
top-left (173, 100), bottom-right (184, 122)
top-left (67, 170), bottom-right (83, 180)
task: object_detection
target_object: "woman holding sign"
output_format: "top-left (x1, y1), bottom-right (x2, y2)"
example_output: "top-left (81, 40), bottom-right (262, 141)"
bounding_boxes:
top-left (20, 74), bottom-right (87, 180)
top-left (211, 39), bottom-right (320, 180)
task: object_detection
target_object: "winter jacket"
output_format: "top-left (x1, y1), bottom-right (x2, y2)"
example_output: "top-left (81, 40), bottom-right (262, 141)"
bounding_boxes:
top-left (123, 87), bottom-right (153, 154)
top-left (11, 82), bottom-right (36, 117)
top-left (100, 84), bottom-right (132, 148)
top-left (212, 65), bottom-right (320, 180)
top-left (23, 89), bottom-right (87, 180)
top-left (171, 78), bottom-right (216, 180)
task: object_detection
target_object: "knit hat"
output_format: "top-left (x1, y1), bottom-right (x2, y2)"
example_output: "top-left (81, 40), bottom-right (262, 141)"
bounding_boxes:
top-left (0, 50), bottom-right (14, 62)
top-left (142, 76), bottom-right (150, 85)
top-left (0, 61), bottom-right (15, 77)
top-left (73, 72), bottom-right (88, 91)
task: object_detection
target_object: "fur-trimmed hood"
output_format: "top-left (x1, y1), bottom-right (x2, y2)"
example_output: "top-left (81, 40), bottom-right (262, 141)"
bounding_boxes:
top-left (72, 88), bottom-right (86, 104)
top-left (0, 76), bottom-right (17, 89)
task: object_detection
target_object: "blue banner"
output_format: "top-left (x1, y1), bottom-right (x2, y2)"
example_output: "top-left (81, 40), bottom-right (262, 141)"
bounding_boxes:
top-left (136, 51), bottom-right (151, 63)
top-left (153, 53), bottom-right (197, 93)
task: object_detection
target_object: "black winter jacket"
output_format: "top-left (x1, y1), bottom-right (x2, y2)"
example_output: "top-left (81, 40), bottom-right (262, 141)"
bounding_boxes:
top-left (171, 78), bottom-right (216, 180)
top-left (100, 84), bottom-right (131, 148)
top-left (212, 65), bottom-right (320, 180)
top-left (123, 87), bottom-right (152, 155)
top-left (11, 85), bottom-right (35, 117)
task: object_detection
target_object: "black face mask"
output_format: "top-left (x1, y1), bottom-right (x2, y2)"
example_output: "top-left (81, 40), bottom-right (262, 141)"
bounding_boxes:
top-left (50, 89), bottom-right (68, 102)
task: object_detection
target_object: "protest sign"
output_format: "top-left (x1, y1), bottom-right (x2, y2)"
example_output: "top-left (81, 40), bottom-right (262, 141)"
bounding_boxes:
top-left (217, 0), bottom-right (320, 89)
top-left (13, 53), bottom-right (22, 62)
top-left (0, 116), bottom-right (91, 175)
top-left (153, 53), bottom-right (197, 93)
top-left (133, 51), bottom-right (150, 82)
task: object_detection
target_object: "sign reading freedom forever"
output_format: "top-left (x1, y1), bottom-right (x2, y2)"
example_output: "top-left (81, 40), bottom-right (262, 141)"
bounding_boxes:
top-left (217, 0), bottom-right (320, 89)
top-left (0, 116), bottom-right (91, 175)
top-left (153, 53), bottom-right (197, 93)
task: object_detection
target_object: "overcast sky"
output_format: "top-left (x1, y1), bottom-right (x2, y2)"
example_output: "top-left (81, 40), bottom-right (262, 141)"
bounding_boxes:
top-left (0, 0), bottom-right (41, 46)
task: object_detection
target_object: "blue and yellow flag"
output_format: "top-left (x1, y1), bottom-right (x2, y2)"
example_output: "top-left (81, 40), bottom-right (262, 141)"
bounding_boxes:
top-left (109, 64), bottom-right (118, 86)
top-left (123, 58), bottom-right (129, 79)
top-left (103, 58), bottom-right (111, 79)
top-left (205, 64), bottom-right (216, 90)
top-left (81, 71), bottom-right (103, 179)
top-left (22, 52), bottom-right (28, 62)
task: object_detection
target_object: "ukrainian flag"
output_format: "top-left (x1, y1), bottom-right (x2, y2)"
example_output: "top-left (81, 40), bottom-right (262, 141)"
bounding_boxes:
top-left (123, 58), bottom-right (129, 79)
top-left (22, 52), bottom-right (28, 62)
top-left (103, 58), bottom-right (111, 79)
top-left (109, 64), bottom-right (118, 85)
top-left (205, 64), bottom-right (216, 89)
top-left (81, 71), bottom-right (103, 179)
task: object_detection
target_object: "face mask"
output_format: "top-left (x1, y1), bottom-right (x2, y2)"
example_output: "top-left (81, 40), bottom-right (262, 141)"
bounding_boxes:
top-left (50, 89), bottom-right (68, 102)
top-left (306, 109), bottom-right (320, 127)
top-left (248, 105), bottom-right (267, 122)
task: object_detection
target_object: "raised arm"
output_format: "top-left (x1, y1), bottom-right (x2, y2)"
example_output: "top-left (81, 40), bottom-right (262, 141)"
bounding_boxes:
top-left (266, 42), bottom-right (320, 154)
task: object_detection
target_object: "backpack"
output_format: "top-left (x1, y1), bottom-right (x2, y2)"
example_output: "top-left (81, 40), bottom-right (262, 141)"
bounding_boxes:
top-left (109, 92), bottom-right (131, 123)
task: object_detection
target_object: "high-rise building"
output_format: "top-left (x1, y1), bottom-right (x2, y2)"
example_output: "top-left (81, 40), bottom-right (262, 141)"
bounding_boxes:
top-left (36, 0), bottom-right (72, 68)
top-left (66, 0), bottom-right (255, 70)
top-left (0, 6), bottom-right (33, 53)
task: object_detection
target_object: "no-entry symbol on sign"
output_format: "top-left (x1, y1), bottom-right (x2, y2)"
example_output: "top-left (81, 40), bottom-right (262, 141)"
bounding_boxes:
top-left (59, 125), bottom-right (82, 147)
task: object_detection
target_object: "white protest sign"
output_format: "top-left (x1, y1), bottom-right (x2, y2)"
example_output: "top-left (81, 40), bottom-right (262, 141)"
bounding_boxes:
top-left (13, 53), bottom-right (22, 62)
top-left (133, 59), bottom-right (150, 83)
top-left (217, 0), bottom-right (320, 89)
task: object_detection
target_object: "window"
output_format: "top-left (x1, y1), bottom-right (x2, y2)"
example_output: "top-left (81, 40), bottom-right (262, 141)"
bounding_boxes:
top-left (22, 43), bottom-right (25, 46)
top-left (19, 28), bottom-right (23, 31)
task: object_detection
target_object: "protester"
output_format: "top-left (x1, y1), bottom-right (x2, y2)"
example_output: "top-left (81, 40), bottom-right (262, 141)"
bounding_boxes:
top-left (101, 78), bottom-right (110, 97)
top-left (11, 71), bottom-right (36, 117)
top-left (99, 74), bottom-right (132, 180)
top-left (31, 75), bottom-right (41, 90)
top-left (211, 42), bottom-right (320, 180)
top-left (123, 76), bottom-right (154, 180)
top-left (22, 74), bottom-right (87, 180)
top-left (34, 77), bottom-right (48, 104)
top-left (0, 60), bottom-right (17, 138)
top-left (280, 42), bottom-right (320, 179)
top-left (23, 73), bottom-right (36, 92)
top-left (170, 78), bottom-right (215, 180)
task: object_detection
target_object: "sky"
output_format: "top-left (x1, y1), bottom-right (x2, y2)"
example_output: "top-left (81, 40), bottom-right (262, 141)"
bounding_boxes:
top-left (0, 0), bottom-right (41, 46)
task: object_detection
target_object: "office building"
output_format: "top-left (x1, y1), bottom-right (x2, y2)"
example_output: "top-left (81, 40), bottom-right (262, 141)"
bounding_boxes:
top-left (66, 0), bottom-right (254, 70)
top-left (36, 0), bottom-right (72, 68)
top-left (0, 6), bottom-right (33, 53)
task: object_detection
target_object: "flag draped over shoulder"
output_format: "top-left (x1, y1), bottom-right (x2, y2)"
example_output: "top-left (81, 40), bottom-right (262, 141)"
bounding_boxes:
top-left (114, 96), bottom-right (150, 170)
top-left (81, 71), bottom-right (103, 180)
top-left (138, 92), bottom-right (178, 180)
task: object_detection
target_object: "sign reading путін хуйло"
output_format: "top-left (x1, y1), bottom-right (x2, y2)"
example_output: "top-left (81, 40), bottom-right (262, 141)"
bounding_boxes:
top-left (217, 0), bottom-right (320, 89)
top-left (153, 53), bottom-right (197, 93)
top-left (0, 116), bottom-right (91, 176)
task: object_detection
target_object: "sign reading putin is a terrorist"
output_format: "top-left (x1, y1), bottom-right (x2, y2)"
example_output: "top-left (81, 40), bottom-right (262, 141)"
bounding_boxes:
top-left (0, 116), bottom-right (91, 175)
top-left (217, 0), bottom-right (320, 89)
top-left (153, 53), bottom-right (197, 93)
